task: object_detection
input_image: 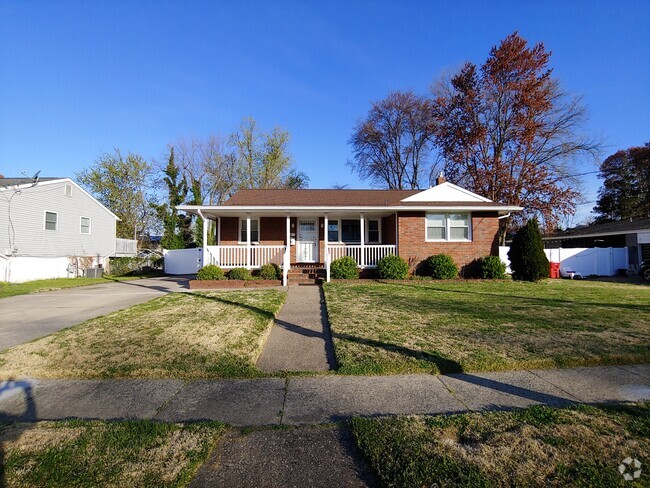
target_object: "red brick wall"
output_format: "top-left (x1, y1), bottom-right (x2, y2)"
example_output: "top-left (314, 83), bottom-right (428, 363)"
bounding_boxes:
top-left (382, 213), bottom-right (397, 246)
top-left (397, 211), bottom-right (499, 274)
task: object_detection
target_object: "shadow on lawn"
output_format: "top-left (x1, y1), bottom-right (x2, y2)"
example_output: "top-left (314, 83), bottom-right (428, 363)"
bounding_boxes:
top-left (381, 281), bottom-right (650, 313)
top-left (186, 292), bottom-right (277, 320)
top-left (0, 380), bottom-right (37, 488)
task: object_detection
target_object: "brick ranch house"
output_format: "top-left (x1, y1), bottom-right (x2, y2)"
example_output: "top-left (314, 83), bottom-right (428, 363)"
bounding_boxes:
top-left (177, 176), bottom-right (522, 285)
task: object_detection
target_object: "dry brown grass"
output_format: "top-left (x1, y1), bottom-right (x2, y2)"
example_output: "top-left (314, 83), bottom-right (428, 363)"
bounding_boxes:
top-left (0, 290), bottom-right (285, 379)
top-left (352, 402), bottom-right (650, 487)
top-left (0, 420), bottom-right (226, 487)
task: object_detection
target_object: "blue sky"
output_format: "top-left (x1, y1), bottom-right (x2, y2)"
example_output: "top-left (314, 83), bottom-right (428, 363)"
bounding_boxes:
top-left (1, 0), bottom-right (649, 224)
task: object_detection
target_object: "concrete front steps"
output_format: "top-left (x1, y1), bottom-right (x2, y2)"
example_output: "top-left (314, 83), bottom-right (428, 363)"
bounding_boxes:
top-left (288, 265), bottom-right (325, 285)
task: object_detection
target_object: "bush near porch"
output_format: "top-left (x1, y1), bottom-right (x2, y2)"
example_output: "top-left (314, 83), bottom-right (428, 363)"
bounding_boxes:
top-left (323, 280), bottom-right (650, 375)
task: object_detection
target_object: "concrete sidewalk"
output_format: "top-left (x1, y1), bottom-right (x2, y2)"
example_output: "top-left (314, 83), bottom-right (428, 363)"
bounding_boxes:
top-left (256, 286), bottom-right (335, 372)
top-left (0, 276), bottom-right (190, 350)
top-left (1, 364), bottom-right (648, 426)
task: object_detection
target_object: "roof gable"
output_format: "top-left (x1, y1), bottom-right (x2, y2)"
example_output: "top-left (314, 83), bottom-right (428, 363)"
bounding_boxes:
top-left (400, 182), bottom-right (493, 203)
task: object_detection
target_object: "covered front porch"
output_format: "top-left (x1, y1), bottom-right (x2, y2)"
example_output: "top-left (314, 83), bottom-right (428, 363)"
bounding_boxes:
top-left (196, 211), bottom-right (398, 285)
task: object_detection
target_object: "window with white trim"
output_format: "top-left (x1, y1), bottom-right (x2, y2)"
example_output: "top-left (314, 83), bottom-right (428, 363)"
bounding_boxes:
top-left (80, 217), bottom-right (91, 234)
top-left (425, 213), bottom-right (471, 241)
top-left (64, 183), bottom-right (72, 196)
top-left (327, 220), bottom-right (339, 242)
top-left (45, 211), bottom-right (58, 231)
top-left (368, 219), bottom-right (380, 243)
top-left (240, 218), bottom-right (259, 242)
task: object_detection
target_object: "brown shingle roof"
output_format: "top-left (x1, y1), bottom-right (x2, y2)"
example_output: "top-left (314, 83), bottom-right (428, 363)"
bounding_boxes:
top-left (222, 188), bottom-right (514, 208)
top-left (224, 189), bottom-right (420, 206)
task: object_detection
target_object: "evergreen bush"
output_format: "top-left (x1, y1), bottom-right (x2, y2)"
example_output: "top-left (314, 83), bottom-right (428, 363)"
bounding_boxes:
top-left (228, 267), bottom-right (251, 280)
top-left (508, 219), bottom-right (549, 281)
top-left (260, 263), bottom-right (282, 280)
top-left (477, 255), bottom-right (507, 279)
top-left (196, 264), bottom-right (225, 281)
top-left (427, 254), bottom-right (458, 279)
top-left (377, 254), bottom-right (409, 279)
top-left (330, 256), bottom-right (359, 279)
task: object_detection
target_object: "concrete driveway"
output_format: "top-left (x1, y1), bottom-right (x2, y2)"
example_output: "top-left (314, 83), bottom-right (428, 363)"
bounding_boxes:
top-left (0, 276), bottom-right (191, 350)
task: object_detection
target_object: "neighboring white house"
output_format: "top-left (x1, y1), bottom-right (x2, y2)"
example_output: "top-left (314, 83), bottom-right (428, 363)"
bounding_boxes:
top-left (0, 176), bottom-right (135, 283)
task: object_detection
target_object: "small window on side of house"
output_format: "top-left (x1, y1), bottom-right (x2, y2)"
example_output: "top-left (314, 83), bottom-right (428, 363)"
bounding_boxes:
top-left (45, 211), bottom-right (58, 231)
top-left (64, 183), bottom-right (72, 196)
top-left (80, 217), bottom-right (91, 234)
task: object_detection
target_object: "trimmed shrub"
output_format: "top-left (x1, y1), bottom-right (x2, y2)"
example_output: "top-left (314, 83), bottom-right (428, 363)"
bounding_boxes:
top-left (260, 263), bottom-right (282, 280)
top-left (427, 254), bottom-right (458, 279)
top-left (330, 256), bottom-right (359, 279)
top-left (228, 267), bottom-right (251, 280)
top-left (508, 219), bottom-right (549, 281)
top-left (477, 255), bottom-right (507, 279)
top-left (377, 254), bottom-right (409, 280)
top-left (109, 257), bottom-right (147, 276)
top-left (196, 264), bottom-right (225, 281)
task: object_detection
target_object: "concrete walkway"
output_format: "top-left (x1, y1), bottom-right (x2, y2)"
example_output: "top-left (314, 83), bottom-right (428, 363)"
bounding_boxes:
top-left (0, 276), bottom-right (190, 350)
top-left (256, 285), bottom-right (335, 372)
top-left (1, 364), bottom-right (648, 426)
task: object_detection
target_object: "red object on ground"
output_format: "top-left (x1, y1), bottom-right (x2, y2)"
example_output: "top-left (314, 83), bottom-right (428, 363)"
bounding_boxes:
top-left (550, 262), bottom-right (560, 279)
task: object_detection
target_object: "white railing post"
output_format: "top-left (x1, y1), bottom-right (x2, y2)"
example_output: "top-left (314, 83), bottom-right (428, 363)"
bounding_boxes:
top-left (324, 214), bottom-right (329, 267)
top-left (283, 215), bottom-right (290, 286)
top-left (217, 217), bottom-right (221, 245)
top-left (246, 214), bottom-right (251, 270)
top-left (198, 209), bottom-right (207, 270)
top-left (360, 213), bottom-right (365, 268)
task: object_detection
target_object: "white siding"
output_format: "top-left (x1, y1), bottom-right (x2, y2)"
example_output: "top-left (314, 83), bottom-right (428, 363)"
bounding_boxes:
top-left (0, 180), bottom-right (117, 258)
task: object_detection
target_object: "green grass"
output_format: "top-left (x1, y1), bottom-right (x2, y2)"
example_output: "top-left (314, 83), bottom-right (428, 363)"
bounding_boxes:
top-left (351, 402), bottom-right (650, 487)
top-left (0, 290), bottom-right (286, 379)
top-left (0, 420), bottom-right (226, 487)
top-left (324, 280), bottom-right (650, 375)
top-left (0, 275), bottom-right (162, 299)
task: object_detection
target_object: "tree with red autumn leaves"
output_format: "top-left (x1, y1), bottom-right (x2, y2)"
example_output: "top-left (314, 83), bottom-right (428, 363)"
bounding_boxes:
top-left (431, 32), bottom-right (601, 242)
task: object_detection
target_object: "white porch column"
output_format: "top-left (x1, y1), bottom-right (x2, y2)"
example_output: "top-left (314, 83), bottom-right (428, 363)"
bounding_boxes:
top-left (284, 215), bottom-right (291, 286)
top-left (217, 217), bottom-right (221, 245)
top-left (246, 214), bottom-right (251, 270)
top-left (198, 209), bottom-right (207, 268)
top-left (360, 212), bottom-right (365, 268)
top-left (324, 214), bottom-right (330, 282)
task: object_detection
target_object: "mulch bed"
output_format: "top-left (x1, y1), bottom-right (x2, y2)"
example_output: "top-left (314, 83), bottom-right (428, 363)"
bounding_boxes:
top-left (189, 279), bottom-right (282, 289)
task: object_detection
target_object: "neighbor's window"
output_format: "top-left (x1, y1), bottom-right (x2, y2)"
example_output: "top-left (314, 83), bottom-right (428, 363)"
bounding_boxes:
top-left (426, 213), bottom-right (471, 241)
top-left (240, 218), bottom-right (259, 242)
top-left (368, 220), bottom-right (380, 243)
top-left (80, 217), bottom-right (91, 234)
top-left (327, 220), bottom-right (339, 242)
top-left (45, 211), bottom-right (58, 231)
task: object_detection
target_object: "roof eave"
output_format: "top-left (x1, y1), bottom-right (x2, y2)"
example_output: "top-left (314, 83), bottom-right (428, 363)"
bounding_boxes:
top-left (177, 204), bottom-right (523, 214)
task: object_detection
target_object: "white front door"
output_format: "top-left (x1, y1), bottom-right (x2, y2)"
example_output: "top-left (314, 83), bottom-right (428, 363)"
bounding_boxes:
top-left (297, 219), bottom-right (318, 263)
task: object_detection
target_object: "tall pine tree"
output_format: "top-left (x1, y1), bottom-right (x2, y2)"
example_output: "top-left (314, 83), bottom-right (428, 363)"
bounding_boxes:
top-left (156, 147), bottom-right (187, 249)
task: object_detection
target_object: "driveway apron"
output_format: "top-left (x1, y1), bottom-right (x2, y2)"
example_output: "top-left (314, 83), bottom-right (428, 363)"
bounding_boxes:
top-left (256, 285), bottom-right (335, 372)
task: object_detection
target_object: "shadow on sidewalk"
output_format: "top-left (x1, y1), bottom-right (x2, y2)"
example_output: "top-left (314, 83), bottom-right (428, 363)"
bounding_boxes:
top-left (0, 380), bottom-right (37, 488)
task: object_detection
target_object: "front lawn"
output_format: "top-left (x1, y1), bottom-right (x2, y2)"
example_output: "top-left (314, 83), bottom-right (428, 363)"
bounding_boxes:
top-left (0, 290), bottom-right (285, 379)
top-left (0, 420), bottom-right (225, 487)
top-left (0, 275), bottom-right (161, 299)
top-left (351, 402), bottom-right (649, 487)
top-left (324, 280), bottom-right (650, 375)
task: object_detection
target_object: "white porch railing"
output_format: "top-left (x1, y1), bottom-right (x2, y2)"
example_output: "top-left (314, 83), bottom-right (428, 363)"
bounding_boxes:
top-left (205, 245), bottom-right (286, 269)
top-left (327, 244), bottom-right (397, 269)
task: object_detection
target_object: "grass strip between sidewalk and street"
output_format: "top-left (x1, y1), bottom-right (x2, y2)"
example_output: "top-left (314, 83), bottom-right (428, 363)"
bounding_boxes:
top-left (351, 402), bottom-right (649, 487)
top-left (0, 290), bottom-right (286, 379)
top-left (0, 420), bottom-right (226, 488)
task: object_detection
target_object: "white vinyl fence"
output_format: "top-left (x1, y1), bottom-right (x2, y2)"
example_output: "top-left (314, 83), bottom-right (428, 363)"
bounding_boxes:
top-left (163, 248), bottom-right (202, 275)
top-left (499, 246), bottom-right (628, 277)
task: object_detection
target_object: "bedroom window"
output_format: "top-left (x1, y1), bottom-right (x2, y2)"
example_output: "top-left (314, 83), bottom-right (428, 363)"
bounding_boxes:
top-left (45, 211), bottom-right (58, 231)
top-left (80, 217), bottom-right (91, 234)
top-left (240, 218), bottom-right (259, 242)
top-left (426, 213), bottom-right (471, 241)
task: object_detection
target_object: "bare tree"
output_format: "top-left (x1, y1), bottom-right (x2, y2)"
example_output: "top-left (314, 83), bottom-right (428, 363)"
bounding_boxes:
top-left (348, 90), bottom-right (436, 189)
